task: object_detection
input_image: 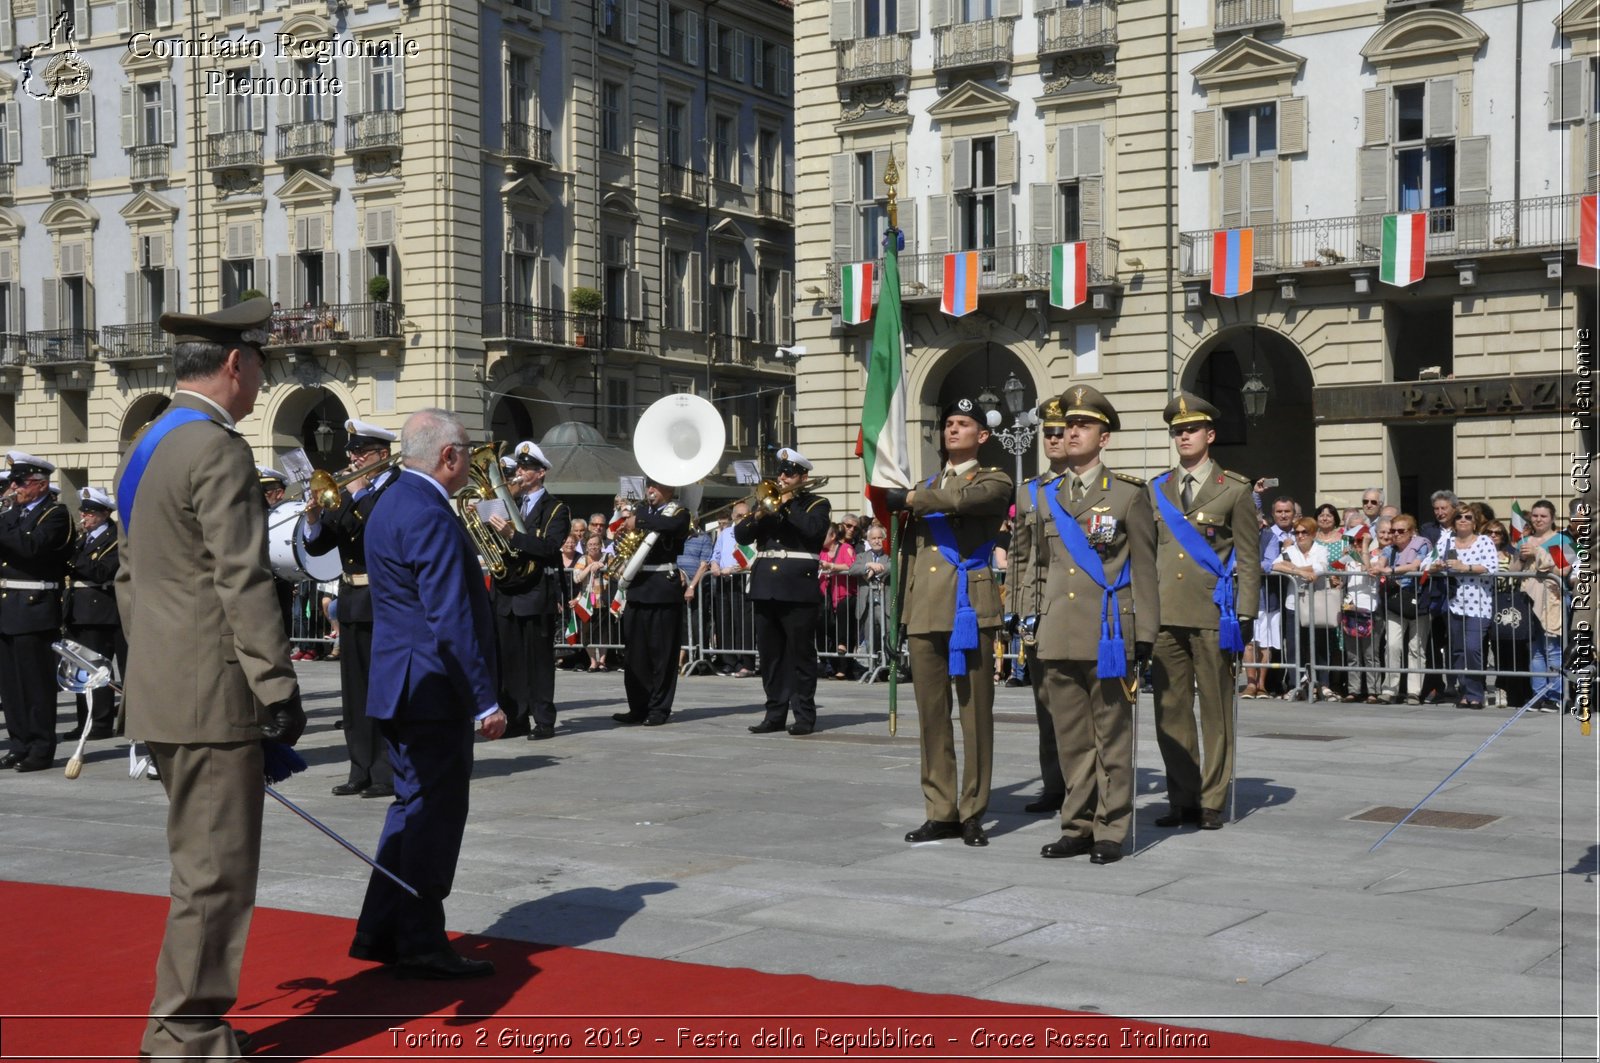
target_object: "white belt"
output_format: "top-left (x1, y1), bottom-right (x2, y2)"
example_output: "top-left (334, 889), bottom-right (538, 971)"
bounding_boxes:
top-left (0, 579), bottom-right (60, 590)
top-left (342, 573), bottom-right (370, 587)
top-left (75, 582), bottom-right (111, 591)
top-left (637, 564), bottom-right (677, 573)
top-left (758, 550), bottom-right (817, 561)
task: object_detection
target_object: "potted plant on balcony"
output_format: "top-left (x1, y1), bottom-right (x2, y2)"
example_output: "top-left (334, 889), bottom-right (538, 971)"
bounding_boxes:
top-left (368, 274), bottom-right (393, 335)
top-left (570, 286), bottom-right (602, 347)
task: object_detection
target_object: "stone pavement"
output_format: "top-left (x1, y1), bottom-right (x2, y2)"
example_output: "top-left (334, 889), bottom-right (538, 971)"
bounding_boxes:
top-left (2, 661), bottom-right (1596, 1062)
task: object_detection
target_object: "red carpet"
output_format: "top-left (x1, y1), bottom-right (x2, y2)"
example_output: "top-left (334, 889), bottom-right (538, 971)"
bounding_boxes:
top-left (0, 881), bottom-right (1403, 1060)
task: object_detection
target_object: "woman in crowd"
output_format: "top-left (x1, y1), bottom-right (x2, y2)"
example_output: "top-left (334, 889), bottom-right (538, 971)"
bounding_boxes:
top-left (1516, 503), bottom-right (1569, 712)
top-left (1483, 519), bottom-right (1535, 707)
top-left (818, 522), bottom-right (857, 679)
top-left (560, 528), bottom-right (581, 570)
top-left (1311, 503), bottom-right (1351, 696)
top-left (1342, 516), bottom-right (1384, 702)
top-left (1274, 517), bottom-right (1333, 701)
top-left (571, 533), bottom-right (611, 671)
top-left (1437, 507), bottom-right (1498, 709)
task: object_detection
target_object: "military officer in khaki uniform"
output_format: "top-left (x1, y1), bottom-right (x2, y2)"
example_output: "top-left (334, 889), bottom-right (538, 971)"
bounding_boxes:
top-left (885, 396), bottom-right (1012, 847)
top-left (115, 298), bottom-right (304, 1060)
top-left (1011, 387), bottom-right (1157, 863)
top-left (1148, 393), bottom-right (1260, 831)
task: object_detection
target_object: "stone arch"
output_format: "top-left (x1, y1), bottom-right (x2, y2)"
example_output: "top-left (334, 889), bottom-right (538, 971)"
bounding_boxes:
top-left (905, 322), bottom-right (1051, 479)
top-left (262, 381), bottom-right (358, 468)
top-left (118, 391), bottom-right (172, 450)
top-left (1359, 9), bottom-right (1487, 65)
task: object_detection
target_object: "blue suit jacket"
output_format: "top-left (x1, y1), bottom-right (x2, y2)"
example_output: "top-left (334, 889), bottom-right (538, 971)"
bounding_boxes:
top-left (366, 470), bottom-right (499, 721)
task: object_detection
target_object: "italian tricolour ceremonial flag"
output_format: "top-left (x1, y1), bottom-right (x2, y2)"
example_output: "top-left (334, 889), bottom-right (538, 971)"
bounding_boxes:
top-left (1380, 212), bottom-right (1428, 287)
top-left (839, 262), bottom-right (876, 326)
top-left (1049, 242), bottom-right (1087, 310)
top-left (857, 228), bottom-right (914, 527)
top-left (1580, 194), bottom-right (1598, 270)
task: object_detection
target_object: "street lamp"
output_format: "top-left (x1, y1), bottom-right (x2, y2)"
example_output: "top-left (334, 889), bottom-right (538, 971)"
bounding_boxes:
top-left (1240, 327), bottom-right (1270, 424)
top-left (983, 372), bottom-right (1038, 488)
top-left (314, 419), bottom-right (334, 455)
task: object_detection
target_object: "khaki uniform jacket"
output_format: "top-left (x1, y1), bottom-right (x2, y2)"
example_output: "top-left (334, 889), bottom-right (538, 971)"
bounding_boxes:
top-left (1010, 466), bottom-right (1159, 660)
top-left (902, 464), bottom-right (1012, 635)
top-left (1150, 464), bottom-right (1261, 630)
top-left (115, 393), bottom-right (297, 743)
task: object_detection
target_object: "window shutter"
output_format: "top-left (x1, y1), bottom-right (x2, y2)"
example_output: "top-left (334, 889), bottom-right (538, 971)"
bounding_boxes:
top-left (687, 251), bottom-right (703, 331)
top-left (277, 254), bottom-right (296, 305)
top-left (658, 0), bottom-right (670, 55)
top-left (1425, 77), bottom-right (1455, 139)
top-left (160, 81), bottom-right (175, 144)
top-left (2, 102), bottom-right (17, 166)
top-left (324, 251), bottom-right (339, 303)
top-left (346, 57), bottom-right (366, 114)
top-left (996, 131), bottom-right (1017, 186)
top-left (42, 101), bottom-right (59, 159)
top-left (1080, 175), bottom-right (1102, 242)
top-left (294, 216), bottom-right (309, 252)
top-left (1077, 122), bottom-right (1102, 176)
top-left (80, 93), bottom-right (95, 154)
top-left (42, 279), bottom-right (57, 331)
top-left (277, 61), bottom-right (293, 124)
top-left (348, 250), bottom-right (367, 302)
top-left (206, 89), bottom-right (223, 137)
top-left (1363, 87), bottom-right (1387, 147)
top-left (1192, 107), bottom-right (1217, 167)
top-left (900, 198), bottom-right (917, 253)
top-left (225, 224), bottom-right (240, 260)
top-left (84, 279), bottom-right (95, 330)
top-left (156, 0), bottom-right (171, 26)
top-left (0, 0), bottom-right (12, 54)
top-left (626, 268), bottom-right (643, 320)
top-left (393, 55), bottom-right (406, 109)
top-left (833, 205), bottom-right (855, 262)
top-left (1030, 182), bottom-right (1055, 245)
top-left (1247, 158), bottom-right (1275, 228)
top-left (1056, 125), bottom-right (1076, 180)
top-left (994, 186), bottom-right (1012, 246)
top-left (121, 85), bottom-right (136, 148)
top-left (1588, 117), bottom-right (1600, 193)
top-left (624, 0), bottom-right (639, 44)
top-left (872, 147), bottom-right (890, 197)
top-left (830, 0), bottom-right (853, 40)
top-left (36, 0), bottom-right (49, 45)
top-left (1220, 160), bottom-right (1243, 230)
top-left (997, 0), bottom-right (1020, 17)
top-left (115, 0), bottom-right (129, 33)
top-left (930, 0), bottom-right (951, 29)
top-left (1278, 96), bottom-right (1307, 155)
top-left (752, 38), bottom-right (764, 88)
top-left (707, 19), bottom-right (719, 73)
top-left (537, 0), bottom-right (551, 15)
top-left (126, 271), bottom-right (139, 325)
top-left (898, 0), bottom-right (919, 33)
top-left (1356, 144), bottom-right (1388, 248)
top-left (777, 46), bottom-right (790, 96)
top-left (927, 193), bottom-right (949, 253)
top-left (163, 266), bottom-right (179, 312)
top-left (1456, 135), bottom-right (1490, 245)
top-left (148, 233), bottom-right (168, 268)
top-left (952, 137), bottom-right (972, 191)
top-left (686, 11), bottom-right (699, 61)
top-left (733, 29), bottom-right (746, 81)
top-left (778, 269), bottom-right (793, 344)
top-left (202, 0), bottom-right (217, 15)
top-left (250, 64), bottom-right (267, 131)
top-left (0, 248), bottom-right (12, 283)
top-left (1550, 59), bottom-right (1584, 124)
top-left (539, 256), bottom-right (555, 309)
top-left (831, 152), bottom-right (852, 202)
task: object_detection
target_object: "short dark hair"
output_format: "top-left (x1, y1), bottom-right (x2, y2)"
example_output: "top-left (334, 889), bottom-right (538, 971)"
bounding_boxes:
top-left (1271, 494), bottom-right (1296, 510)
top-left (1531, 499), bottom-right (1556, 518)
top-left (1314, 502), bottom-right (1339, 523)
top-left (173, 340), bottom-right (231, 381)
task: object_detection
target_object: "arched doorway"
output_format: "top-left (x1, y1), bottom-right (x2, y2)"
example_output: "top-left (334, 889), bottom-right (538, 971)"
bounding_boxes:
top-left (489, 393), bottom-right (535, 445)
top-left (297, 390), bottom-right (351, 470)
top-left (119, 393), bottom-right (171, 454)
top-left (1185, 326), bottom-right (1316, 508)
top-left (922, 342), bottom-right (1040, 481)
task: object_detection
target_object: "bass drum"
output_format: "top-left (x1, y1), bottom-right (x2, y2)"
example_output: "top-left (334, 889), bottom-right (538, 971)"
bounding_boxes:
top-left (266, 500), bottom-right (343, 583)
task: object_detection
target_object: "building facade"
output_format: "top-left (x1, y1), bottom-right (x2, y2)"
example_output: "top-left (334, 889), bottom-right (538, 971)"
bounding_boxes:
top-left (796, 0), bottom-right (1597, 516)
top-left (0, 0), bottom-right (795, 505)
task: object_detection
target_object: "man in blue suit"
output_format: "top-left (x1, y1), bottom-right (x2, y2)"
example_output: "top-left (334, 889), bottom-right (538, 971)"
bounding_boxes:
top-left (348, 407), bottom-right (506, 980)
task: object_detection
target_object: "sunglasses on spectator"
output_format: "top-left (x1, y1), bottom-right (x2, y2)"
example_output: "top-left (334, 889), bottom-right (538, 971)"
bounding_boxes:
top-left (1362, 499), bottom-right (1381, 506)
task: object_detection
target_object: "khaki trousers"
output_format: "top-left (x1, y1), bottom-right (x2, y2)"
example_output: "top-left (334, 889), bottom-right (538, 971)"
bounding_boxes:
top-left (142, 741), bottom-right (264, 1061)
top-left (1151, 626), bottom-right (1235, 812)
top-left (1038, 658), bottom-right (1134, 843)
top-left (909, 631), bottom-right (996, 823)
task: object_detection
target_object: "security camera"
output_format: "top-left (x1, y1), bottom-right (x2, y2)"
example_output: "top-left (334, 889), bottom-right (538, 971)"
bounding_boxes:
top-left (776, 345), bottom-right (807, 360)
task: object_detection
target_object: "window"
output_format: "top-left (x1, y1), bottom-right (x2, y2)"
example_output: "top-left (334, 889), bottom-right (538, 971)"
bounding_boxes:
top-left (709, 255), bottom-right (738, 337)
top-left (958, 137), bottom-right (998, 252)
top-left (960, 0), bottom-right (994, 21)
top-left (864, 0), bottom-right (898, 37)
top-left (0, 104), bottom-right (14, 165)
top-left (1225, 102), bottom-right (1276, 161)
top-left (605, 377), bottom-right (631, 439)
top-left (665, 101), bottom-right (687, 166)
top-left (507, 219), bottom-right (539, 304)
top-left (370, 53), bottom-right (396, 111)
top-left (1032, 123), bottom-right (1100, 251)
top-left (1059, 183), bottom-right (1082, 241)
top-left (603, 230), bottom-right (633, 326)
top-left (507, 54), bottom-right (534, 127)
top-left (297, 253), bottom-right (325, 307)
top-left (295, 60), bottom-right (323, 122)
top-left (665, 248), bottom-right (689, 330)
top-left (601, 81), bottom-right (626, 153)
top-left (1393, 82), bottom-right (1455, 227)
top-left (855, 151), bottom-right (886, 260)
top-left (713, 115), bottom-right (735, 182)
top-left (222, 260), bottom-right (254, 305)
top-left (758, 128), bottom-right (781, 190)
top-left (140, 84), bottom-right (162, 146)
top-left (228, 68), bottom-right (252, 131)
top-left (63, 97), bottom-right (83, 155)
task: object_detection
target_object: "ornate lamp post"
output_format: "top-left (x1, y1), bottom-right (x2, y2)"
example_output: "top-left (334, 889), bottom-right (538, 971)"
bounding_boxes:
top-left (980, 371), bottom-right (1038, 487)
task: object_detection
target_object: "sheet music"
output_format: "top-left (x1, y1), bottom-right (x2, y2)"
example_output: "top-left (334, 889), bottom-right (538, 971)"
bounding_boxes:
top-left (475, 499), bottom-right (510, 524)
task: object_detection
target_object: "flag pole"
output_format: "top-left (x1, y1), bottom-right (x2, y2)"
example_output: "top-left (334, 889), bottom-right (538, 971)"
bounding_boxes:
top-left (884, 159), bottom-right (902, 738)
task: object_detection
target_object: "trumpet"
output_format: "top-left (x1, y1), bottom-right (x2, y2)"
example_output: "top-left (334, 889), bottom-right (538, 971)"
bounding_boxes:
top-left (707, 475), bottom-right (831, 524)
top-left (306, 453), bottom-right (404, 510)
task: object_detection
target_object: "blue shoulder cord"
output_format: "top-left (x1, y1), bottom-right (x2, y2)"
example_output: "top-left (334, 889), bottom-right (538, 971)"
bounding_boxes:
top-left (115, 408), bottom-right (213, 535)
top-left (1031, 477), bottom-right (1132, 678)
top-left (1150, 471), bottom-right (1243, 653)
top-left (921, 473), bottom-right (995, 677)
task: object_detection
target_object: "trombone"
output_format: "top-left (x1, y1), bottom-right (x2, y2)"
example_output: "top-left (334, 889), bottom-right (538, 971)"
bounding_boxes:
top-left (305, 453), bottom-right (404, 511)
top-left (702, 475), bottom-right (831, 525)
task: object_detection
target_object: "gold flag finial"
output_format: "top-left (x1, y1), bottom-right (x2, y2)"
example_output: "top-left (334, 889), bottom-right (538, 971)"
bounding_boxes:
top-left (884, 156), bottom-right (900, 230)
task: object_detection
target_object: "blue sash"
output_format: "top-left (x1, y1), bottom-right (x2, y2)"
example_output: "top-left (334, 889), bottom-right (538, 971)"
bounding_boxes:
top-left (923, 473), bottom-right (995, 677)
top-left (1031, 477), bottom-right (1132, 678)
top-left (115, 408), bottom-right (213, 534)
top-left (1151, 471), bottom-right (1243, 653)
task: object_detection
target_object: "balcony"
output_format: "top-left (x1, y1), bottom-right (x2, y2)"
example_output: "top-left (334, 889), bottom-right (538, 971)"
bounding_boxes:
top-left (503, 123), bottom-right (554, 166)
top-left (757, 186), bottom-right (794, 223)
top-left (0, 164), bottom-right (13, 202)
top-left (1214, 0), bottom-right (1282, 33)
top-left (1039, 1), bottom-right (1117, 56)
top-left (206, 130), bottom-right (264, 170)
top-left (483, 303), bottom-right (595, 347)
top-left (265, 301), bottom-right (404, 347)
top-left (346, 111), bottom-right (402, 153)
top-left (101, 322), bottom-right (174, 366)
top-left (711, 178), bottom-right (754, 214)
top-left (603, 316), bottom-right (647, 351)
top-left (836, 34), bottom-right (913, 89)
top-left (661, 163), bottom-right (707, 205)
top-left (48, 154), bottom-right (90, 194)
top-left (277, 120), bottom-right (335, 164)
top-left (710, 333), bottom-right (753, 365)
top-left (933, 18), bottom-right (1015, 82)
top-left (26, 328), bottom-right (98, 367)
top-left (0, 334), bottom-right (27, 369)
top-left (128, 145), bottom-right (170, 183)
top-left (1177, 194), bottom-right (1590, 279)
top-left (826, 238), bottom-right (1120, 305)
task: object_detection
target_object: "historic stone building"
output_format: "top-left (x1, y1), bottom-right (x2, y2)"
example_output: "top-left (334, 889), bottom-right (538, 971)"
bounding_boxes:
top-left (796, 0), bottom-right (1596, 515)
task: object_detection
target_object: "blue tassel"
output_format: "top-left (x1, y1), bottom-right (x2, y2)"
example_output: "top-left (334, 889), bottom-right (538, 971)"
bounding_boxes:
top-left (1219, 615), bottom-right (1244, 654)
top-left (1099, 635), bottom-right (1127, 679)
top-left (262, 740), bottom-right (307, 784)
top-left (949, 605), bottom-right (979, 652)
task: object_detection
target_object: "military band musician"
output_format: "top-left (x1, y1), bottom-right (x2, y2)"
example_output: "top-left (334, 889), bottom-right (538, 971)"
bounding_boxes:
top-left (64, 486), bottom-right (123, 742)
top-left (612, 480), bottom-right (690, 727)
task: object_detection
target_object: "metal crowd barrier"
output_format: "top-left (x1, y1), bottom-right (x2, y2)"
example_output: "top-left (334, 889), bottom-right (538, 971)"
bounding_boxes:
top-left (288, 579), bottom-right (337, 650)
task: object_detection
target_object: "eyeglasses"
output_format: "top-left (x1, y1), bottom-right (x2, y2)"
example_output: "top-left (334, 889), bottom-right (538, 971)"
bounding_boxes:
top-left (1362, 499), bottom-right (1381, 506)
top-left (1041, 428), bottom-right (1066, 439)
top-left (1294, 529), bottom-right (1313, 536)
top-left (842, 523), bottom-right (858, 530)
top-left (1454, 514), bottom-right (1475, 523)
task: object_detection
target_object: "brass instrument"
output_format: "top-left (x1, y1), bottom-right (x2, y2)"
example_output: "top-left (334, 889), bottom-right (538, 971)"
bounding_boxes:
top-left (307, 453), bottom-right (404, 511)
top-left (706, 475), bottom-right (832, 525)
top-left (456, 442), bottom-right (536, 583)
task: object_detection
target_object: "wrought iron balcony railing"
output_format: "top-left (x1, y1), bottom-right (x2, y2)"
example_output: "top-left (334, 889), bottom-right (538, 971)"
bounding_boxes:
top-left (128, 144), bottom-right (170, 182)
top-left (206, 130), bottom-right (263, 169)
top-left (277, 120), bottom-right (335, 163)
top-left (0, 164), bottom-right (14, 201)
top-left (661, 163), bottom-right (708, 203)
top-left (710, 332), bottom-right (752, 365)
top-left (266, 301), bottom-right (404, 344)
top-left (0, 334), bottom-right (28, 367)
top-left (827, 238), bottom-right (1120, 305)
top-left (1214, 0), bottom-right (1282, 32)
top-left (933, 18), bottom-right (1014, 73)
top-left (1177, 194), bottom-right (1590, 278)
top-left (604, 316), bottom-right (647, 351)
top-left (346, 111), bottom-right (402, 152)
top-left (48, 154), bottom-right (90, 192)
top-left (836, 34), bottom-right (913, 85)
top-left (503, 123), bottom-right (554, 165)
top-left (484, 303), bottom-right (597, 347)
top-left (1038, 1), bottom-right (1117, 54)
top-left (101, 322), bottom-right (174, 362)
top-left (757, 186), bottom-right (794, 222)
top-left (26, 328), bottom-right (98, 364)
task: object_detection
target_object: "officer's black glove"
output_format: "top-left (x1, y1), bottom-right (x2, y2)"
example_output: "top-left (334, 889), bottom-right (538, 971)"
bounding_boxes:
top-left (1238, 617), bottom-right (1255, 645)
top-left (1135, 641), bottom-right (1153, 664)
top-left (262, 689), bottom-right (307, 747)
top-left (882, 487), bottom-right (909, 513)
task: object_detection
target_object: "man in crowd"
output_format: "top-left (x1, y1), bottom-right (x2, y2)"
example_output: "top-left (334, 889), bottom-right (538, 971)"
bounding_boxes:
top-left (349, 408), bottom-right (503, 980)
top-left (1246, 495), bottom-right (1296, 698)
top-left (116, 297), bottom-right (304, 1056)
top-left (485, 440), bottom-right (571, 739)
top-left (258, 466), bottom-right (296, 639)
top-left (735, 446), bottom-right (831, 736)
top-left (884, 397), bottom-right (1012, 848)
top-left (1418, 490), bottom-right (1460, 703)
top-left (63, 487), bottom-right (122, 742)
top-left (1149, 393), bottom-right (1260, 831)
top-left (708, 500), bottom-right (754, 676)
top-left (303, 418), bottom-right (401, 798)
top-left (1372, 513), bottom-right (1433, 704)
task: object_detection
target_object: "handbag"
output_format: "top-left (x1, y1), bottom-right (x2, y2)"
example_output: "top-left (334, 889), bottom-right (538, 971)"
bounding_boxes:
top-left (1341, 608), bottom-right (1374, 639)
top-left (1298, 585), bottom-right (1342, 628)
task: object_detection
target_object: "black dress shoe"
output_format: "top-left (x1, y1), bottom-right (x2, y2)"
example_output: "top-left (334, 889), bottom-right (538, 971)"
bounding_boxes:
top-left (62, 727), bottom-right (84, 742)
top-left (611, 712), bottom-right (645, 725)
top-left (747, 720), bottom-right (786, 734)
top-left (85, 726), bottom-right (116, 740)
top-left (786, 724), bottom-right (813, 736)
top-left (394, 949), bottom-right (495, 981)
top-left (1023, 795), bottom-right (1064, 814)
top-left (348, 934), bottom-right (398, 965)
top-left (904, 820), bottom-right (962, 843)
top-left (1040, 834), bottom-right (1094, 859)
top-left (1199, 808), bottom-right (1224, 830)
top-left (1154, 805), bottom-right (1202, 828)
top-left (642, 714), bottom-right (670, 726)
top-left (362, 785), bottom-right (396, 800)
top-left (0, 752), bottom-right (23, 769)
top-left (15, 758), bottom-right (51, 773)
top-left (503, 718), bottom-right (532, 738)
top-left (961, 817), bottom-right (988, 847)
top-left (332, 782), bottom-right (369, 796)
top-left (529, 725), bottom-right (555, 740)
top-left (1089, 840), bottom-right (1124, 864)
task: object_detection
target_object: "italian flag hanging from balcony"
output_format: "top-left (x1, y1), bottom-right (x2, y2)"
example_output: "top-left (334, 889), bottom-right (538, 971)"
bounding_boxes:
top-left (1380, 212), bottom-right (1428, 287)
top-left (1580, 194), bottom-right (1599, 270)
top-left (1209, 229), bottom-right (1253, 298)
top-left (839, 262), bottom-right (876, 326)
top-left (1049, 242), bottom-right (1088, 310)
top-left (941, 251), bottom-right (980, 317)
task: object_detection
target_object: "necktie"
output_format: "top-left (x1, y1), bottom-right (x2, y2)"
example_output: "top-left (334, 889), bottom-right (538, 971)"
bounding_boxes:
top-left (1181, 474), bottom-right (1195, 510)
top-left (1071, 476), bottom-right (1087, 503)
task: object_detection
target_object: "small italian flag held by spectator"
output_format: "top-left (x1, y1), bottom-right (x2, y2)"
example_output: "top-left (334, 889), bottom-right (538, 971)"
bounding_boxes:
top-left (563, 613), bottom-right (581, 645)
top-left (608, 511), bottom-right (628, 536)
top-left (734, 542), bottom-right (757, 570)
top-left (1380, 212), bottom-right (1427, 287)
top-left (1049, 242), bottom-right (1087, 310)
top-left (572, 598), bottom-right (593, 624)
top-left (1580, 194), bottom-right (1599, 270)
top-left (839, 262), bottom-right (876, 326)
top-left (1509, 501), bottom-right (1527, 544)
top-left (609, 592), bottom-right (626, 617)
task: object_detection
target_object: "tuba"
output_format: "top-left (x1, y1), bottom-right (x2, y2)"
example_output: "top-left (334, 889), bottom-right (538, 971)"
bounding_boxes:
top-left (607, 395), bottom-right (726, 586)
top-left (456, 442), bottom-right (536, 584)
